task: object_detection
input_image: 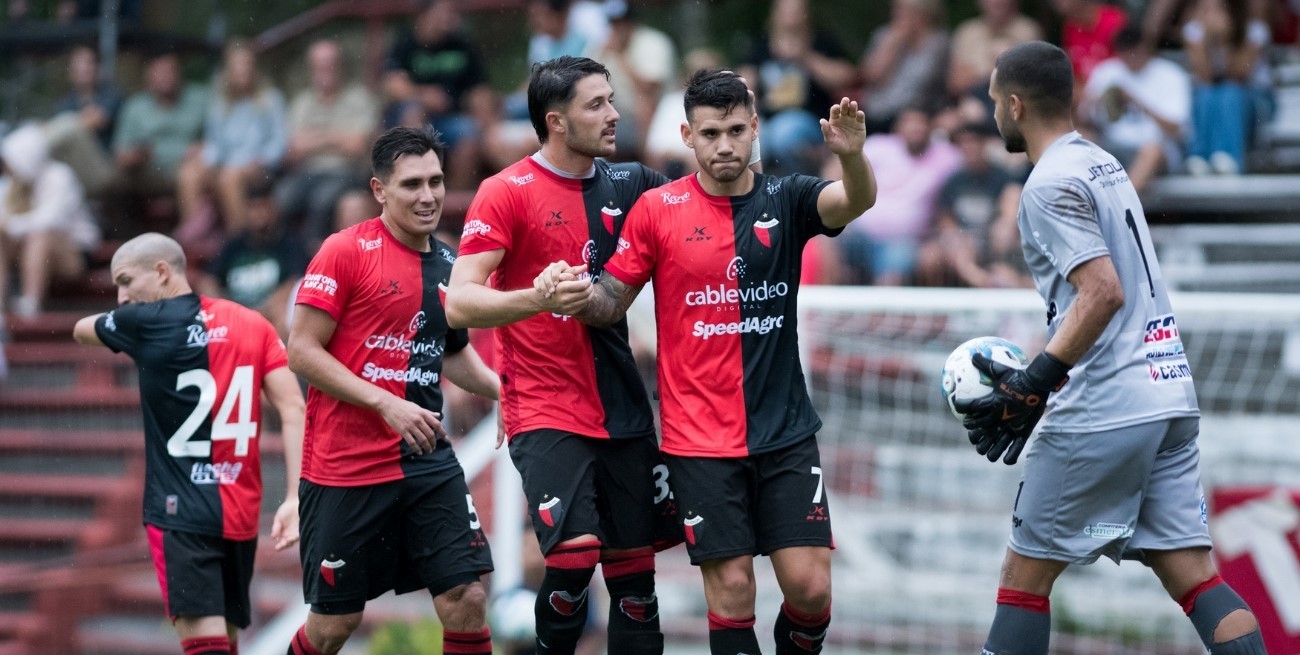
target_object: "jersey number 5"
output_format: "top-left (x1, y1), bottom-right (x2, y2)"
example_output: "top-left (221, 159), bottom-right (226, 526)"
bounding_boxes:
top-left (169, 366), bottom-right (258, 458)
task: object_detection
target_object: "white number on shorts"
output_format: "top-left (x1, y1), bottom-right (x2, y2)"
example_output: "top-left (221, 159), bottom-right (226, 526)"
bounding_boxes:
top-left (811, 466), bottom-right (825, 504)
top-left (168, 366), bottom-right (258, 458)
top-left (652, 464), bottom-right (673, 504)
top-left (466, 494), bottom-right (482, 530)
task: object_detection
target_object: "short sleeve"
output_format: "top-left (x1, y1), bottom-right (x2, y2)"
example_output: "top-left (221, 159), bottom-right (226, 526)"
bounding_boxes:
top-left (604, 193), bottom-right (658, 288)
top-left (1019, 181), bottom-right (1109, 279)
top-left (296, 233), bottom-right (355, 320)
top-left (262, 319), bottom-right (289, 373)
top-left (445, 327), bottom-right (470, 354)
top-left (458, 177), bottom-right (517, 256)
top-left (94, 304), bottom-right (141, 355)
top-left (634, 163), bottom-right (672, 193)
top-left (786, 174), bottom-right (836, 241)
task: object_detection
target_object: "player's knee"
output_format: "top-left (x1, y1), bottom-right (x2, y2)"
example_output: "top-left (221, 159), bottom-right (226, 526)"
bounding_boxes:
top-left (704, 560), bottom-right (756, 602)
top-left (308, 612), bottom-right (362, 651)
top-left (783, 573), bottom-right (831, 613)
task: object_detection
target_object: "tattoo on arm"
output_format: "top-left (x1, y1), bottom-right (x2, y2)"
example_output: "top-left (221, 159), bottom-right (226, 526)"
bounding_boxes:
top-left (578, 275), bottom-right (642, 327)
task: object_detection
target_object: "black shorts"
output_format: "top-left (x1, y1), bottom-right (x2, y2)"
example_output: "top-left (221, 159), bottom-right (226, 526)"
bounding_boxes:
top-left (510, 431), bottom-right (679, 554)
top-left (146, 525), bottom-right (256, 627)
top-left (665, 436), bottom-right (833, 565)
top-left (298, 467), bottom-right (494, 615)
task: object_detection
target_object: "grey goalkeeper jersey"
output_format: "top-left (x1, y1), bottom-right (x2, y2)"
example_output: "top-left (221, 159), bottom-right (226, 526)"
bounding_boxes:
top-left (1019, 131), bottom-right (1199, 432)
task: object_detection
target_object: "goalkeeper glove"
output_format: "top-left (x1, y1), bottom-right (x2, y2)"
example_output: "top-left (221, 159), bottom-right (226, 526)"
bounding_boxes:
top-left (955, 351), bottom-right (1071, 465)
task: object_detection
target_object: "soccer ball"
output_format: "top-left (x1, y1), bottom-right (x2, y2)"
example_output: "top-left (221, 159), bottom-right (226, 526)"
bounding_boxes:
top-left (940, 336), bottom-right (1030, 420)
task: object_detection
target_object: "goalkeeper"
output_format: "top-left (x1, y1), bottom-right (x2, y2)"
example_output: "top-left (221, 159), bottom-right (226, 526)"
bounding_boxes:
top-left (957, 41), bottom-right (1265, 655)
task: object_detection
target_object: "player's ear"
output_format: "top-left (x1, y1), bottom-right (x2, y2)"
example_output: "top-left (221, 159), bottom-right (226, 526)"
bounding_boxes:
top-left (680, 121), bottom-right (693, 149)
top-left (1009, 93), bottom-right (1025, 122)
top-left (547, 110), bottom-right (565, 136)
top-left (369, 176), bottom-right (385, 206)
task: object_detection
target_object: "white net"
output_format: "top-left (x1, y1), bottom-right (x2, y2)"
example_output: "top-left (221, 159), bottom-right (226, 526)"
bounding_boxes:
top-left (650, 286), bottom-right (1300, 655)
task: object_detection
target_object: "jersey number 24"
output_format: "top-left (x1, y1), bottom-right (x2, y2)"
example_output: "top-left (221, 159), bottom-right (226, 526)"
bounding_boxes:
top-left (169, 366), bottom-right (258, 458)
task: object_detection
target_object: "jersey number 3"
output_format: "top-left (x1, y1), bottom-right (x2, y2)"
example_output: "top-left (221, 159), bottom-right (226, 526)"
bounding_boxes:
top-left (169, 366), bottom-right (258, 458)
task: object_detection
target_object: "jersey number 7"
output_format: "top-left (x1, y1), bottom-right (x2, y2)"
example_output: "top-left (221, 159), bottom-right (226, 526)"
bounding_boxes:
top-left (169, 365), bottom-right (258, 458)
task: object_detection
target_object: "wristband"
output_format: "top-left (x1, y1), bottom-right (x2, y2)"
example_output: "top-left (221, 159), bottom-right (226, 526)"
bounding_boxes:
top-left (1025, 351), bottom-right (1071, 392)
top-left (749, 136), bottom-right (762, 165)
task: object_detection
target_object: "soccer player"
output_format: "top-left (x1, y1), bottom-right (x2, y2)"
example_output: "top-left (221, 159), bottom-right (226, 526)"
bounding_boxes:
top-left (539, 69), bottom-right (877, 655)
top-left (285, 126), bottom-right (499, 655)
top-left (445, 55), bottom-right (682, 655)
top-left (956, 41), bottom-right (1265, 655)
top-left (73, 233), bottom-right (304, 655)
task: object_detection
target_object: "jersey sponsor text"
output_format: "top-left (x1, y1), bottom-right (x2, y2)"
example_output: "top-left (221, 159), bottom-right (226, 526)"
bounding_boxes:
top-left (692, 315), bottom-right (785, 340)
top-left (360, 362), bottom-right (440, 386)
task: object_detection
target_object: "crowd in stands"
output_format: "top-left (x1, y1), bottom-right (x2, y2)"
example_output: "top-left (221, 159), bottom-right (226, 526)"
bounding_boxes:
top-left (0, 0), bottom-right (1296, 332)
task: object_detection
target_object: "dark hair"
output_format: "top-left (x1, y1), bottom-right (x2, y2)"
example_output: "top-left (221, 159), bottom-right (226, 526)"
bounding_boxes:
top-left (683, 68), bottom-right (752, 120)
top-left (1112, 26), bottom-right (1145, 52)
top-left (527, 56), bottom-right (610, 143)
top-left (370, 126), bottom-right (445, 181)
top-left (993, 41), bottom-right (1074, 119)
top-left (952, 121), bottom-right (996, 140)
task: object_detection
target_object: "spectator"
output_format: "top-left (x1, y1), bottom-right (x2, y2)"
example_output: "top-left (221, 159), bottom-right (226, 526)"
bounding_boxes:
top-left (280, 39), bottom-right (378, 244)
top-left (738, 0), bottom-right (858, 176)
top-left (201, 179), bottom-right (308, 340)
top-left (584, 0), bottom-right (676, 161)
top-left (860, 0), bottom-right (950, 134)
top-left (829, 105), bottom-right (960, 286)
top-left (45, 44), bottom-right (122, 196)
top-left (1082, 26), bottom-right (1191, 191)
top-left (111, 51), bottom-right (208, 227)
top-left (916, 122), bottom-right (1029, 288)
top-left (527, 0), bottom-right (588, 66)
top-left (1182, 0), bottom-right (1272, 175)
top-left (382, 0), bottom-right (489, 189)
top-left (0, 124), bottom-right (100, 318)
top-left (947, 0), bottom-right (1043, 102)
top-left (176, 40), bottom-right (286, 243)
top-left (1054, 0), bottom-right (1129, 87)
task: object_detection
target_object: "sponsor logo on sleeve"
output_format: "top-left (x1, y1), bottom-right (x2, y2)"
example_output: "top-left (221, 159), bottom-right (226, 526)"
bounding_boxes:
top-left (509, 173), bottom-right (535, 186)
top-left (616, 237), bottom-right (631, 255)
top-left (765, 181), bottom-right (782, 195)
top-left (1143, 313), bottom-right (1193, 382)
top-left (104, 310), bottom-right (117, 331)
top-left (301, 273), bottom-right (338, 296)
top-left (462, 219), bottom-right (493, 237)
top-left (608, 169), bottom-right (631, 181)
top-left (357, 236), bottom-right (382, 251)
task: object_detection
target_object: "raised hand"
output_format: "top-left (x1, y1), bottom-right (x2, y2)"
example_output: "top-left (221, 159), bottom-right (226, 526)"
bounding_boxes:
top-left (821, 97), bottom-right (867, 157)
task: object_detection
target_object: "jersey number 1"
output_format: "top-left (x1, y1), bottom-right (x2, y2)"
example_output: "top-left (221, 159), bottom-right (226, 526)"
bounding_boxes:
top-left (169, 366), bottom-right (258, 458)
top-left (1124, 209), bottom-right (1156, 298)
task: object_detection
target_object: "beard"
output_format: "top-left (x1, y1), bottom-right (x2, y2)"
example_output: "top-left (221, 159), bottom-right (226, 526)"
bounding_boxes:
top-left (997, 116), bottom-right (1027, 153)
top-left (566, 127), bottom-right (616, 159)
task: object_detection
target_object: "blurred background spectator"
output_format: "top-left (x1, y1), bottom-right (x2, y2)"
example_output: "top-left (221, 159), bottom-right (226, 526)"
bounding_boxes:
top-left (44, 43), bottom-right (122, 197)
top-left (198, 178), bottom-right (307, 340)
top-left (1055, 0), bottom-right (1129, 89)
top-left (279, 38), bottom-right (378, 244)
top-left (0, 124), bottom-right (100, 319)
top-left (828, 105), bottom-right (961, 286)
top-left (382, 0), bottom-right (489, 190)
top-left (176, 39), bottom-right (286, 244)
top-left (1081, 26), bottom-right (1191, 191)
top-left (860, 0), bottom-right (950, 134)
top-left (109, 50), bottom-right (208, 236)
top-left (1183, 0), bottom-right (1274, 175)
top-left (584, 0), bottom-right (676, 161)
top-left (947, 0), bottom-right (1043, 126)
top-left (739, 0), bottom-right (857, 176)
top-left (916, 122), bottom-right (1029, 288)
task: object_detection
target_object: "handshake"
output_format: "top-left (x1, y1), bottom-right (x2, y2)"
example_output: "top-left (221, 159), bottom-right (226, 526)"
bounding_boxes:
top-left (533, 260), bottom-right (593, 316)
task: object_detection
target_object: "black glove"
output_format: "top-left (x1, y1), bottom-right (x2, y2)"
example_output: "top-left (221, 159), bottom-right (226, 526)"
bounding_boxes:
top-left (955, 351), bottom-right (1071, 464)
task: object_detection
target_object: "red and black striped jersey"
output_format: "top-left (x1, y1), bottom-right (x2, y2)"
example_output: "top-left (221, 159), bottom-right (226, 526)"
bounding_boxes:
top-left (95, 294), bottom-right (286, 540)
top-left (295, 218), bottom-right (469, 486)
top-left (606, 173), bottom-right (837, 458)
top-left (458, 157), bottom-right (668, 441)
